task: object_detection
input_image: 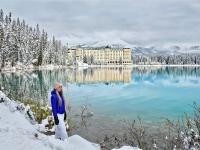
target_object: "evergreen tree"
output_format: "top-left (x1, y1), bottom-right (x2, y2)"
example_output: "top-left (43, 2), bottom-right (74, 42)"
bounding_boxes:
top-left (8, 12), bottom-right (12, 23)
top-left (0, 9), bottom-right (4, 22)
top-left (9, 19), bottom-right (18, 66)
top-left (0, 9), bottom-right (67, 69)
top-left (0, 24), bottom-right (3, 49)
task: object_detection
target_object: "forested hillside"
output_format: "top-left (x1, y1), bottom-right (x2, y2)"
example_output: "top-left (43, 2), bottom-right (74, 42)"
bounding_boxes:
top-left (0, 9), bottom-right (67, 69)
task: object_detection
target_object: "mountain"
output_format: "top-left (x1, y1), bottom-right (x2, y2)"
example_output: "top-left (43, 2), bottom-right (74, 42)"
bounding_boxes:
top-left (72, 39), bottom-right (200, 56)
top-left (133, 45), bottom-right (200, 56)
top-left (73, 39), bottom-right (134, 48)
top-left (90, 39), bottom-right (133, 48)
top-left (132, 46), bottom-right (162, 56)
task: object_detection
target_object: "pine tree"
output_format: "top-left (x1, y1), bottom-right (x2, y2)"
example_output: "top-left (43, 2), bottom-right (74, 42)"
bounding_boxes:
top-left (9, 19), bottom-right (18, 66)
top-left (0, 9), bottom-right (4, 23)
top-left (5, 16), bottom-right (8, 25)
top-left (1, 30), bottom-right (9, 68)
top-left (52, 36), bottom-right (56, 64)
top-left (0, 9), bottom-right (67, 69)
top-left (38, 30), bottom-right (46, 66)
top-left (0, 23), bottom-right (3, 49)
top-left (0, 23), bottom-right (4, 68)
top-left (8, 12), bottom-right (12, 24)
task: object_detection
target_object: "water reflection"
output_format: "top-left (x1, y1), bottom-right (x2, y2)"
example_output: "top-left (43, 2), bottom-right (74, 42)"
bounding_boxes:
top-left (131, 66), bottom-right (200, 87)
top-left (0, 69), bottom-right (68, 104)
top-left (0, 66), bottom-right (200, 104)
top-left (67, 67), bottom-right (132, 84)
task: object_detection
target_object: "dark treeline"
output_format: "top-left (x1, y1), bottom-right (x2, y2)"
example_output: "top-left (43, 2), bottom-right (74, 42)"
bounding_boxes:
top-left (0, 9), bottom-right (67, 69)
top-left (133, 54), bottom-right (200, 65)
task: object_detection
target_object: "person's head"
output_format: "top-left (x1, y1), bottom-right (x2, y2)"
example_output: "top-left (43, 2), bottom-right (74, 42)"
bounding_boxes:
top-left (54, 82), bottom-right (63, 95)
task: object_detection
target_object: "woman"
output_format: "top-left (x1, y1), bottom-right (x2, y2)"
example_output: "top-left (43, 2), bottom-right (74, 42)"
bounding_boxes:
top-left (51, 83), bottom-right (68, 140)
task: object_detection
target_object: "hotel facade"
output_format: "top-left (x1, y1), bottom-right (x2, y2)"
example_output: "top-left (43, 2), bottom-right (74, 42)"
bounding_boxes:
top-left (67, 47), bottom-right (132, 65)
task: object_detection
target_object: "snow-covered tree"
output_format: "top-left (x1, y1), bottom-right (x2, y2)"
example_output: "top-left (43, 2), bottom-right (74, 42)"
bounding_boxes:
top-left (132, 54), bottom-right (200, 65)
top-left (0, 9), bottom-right (4, 22)
top-left (0, 9), bottom-right (67, 69)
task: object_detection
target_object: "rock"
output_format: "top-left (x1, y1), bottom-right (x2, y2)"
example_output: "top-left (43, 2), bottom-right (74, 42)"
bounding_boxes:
top-left (31, 59), bottom-right (38, 66)
top-left (0, 98), bottom-right (4, 103)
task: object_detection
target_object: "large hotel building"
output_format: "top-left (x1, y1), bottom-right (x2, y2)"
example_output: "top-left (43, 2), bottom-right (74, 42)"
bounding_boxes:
top-left (67, 47), bottom-right (132, 65)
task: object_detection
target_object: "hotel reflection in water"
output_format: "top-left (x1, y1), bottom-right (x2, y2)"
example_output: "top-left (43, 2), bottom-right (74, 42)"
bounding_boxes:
top-left (66, 68), bottom-right (132, 84)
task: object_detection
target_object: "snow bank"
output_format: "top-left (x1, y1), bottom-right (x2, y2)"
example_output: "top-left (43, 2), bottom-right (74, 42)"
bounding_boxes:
top-left (38, 64), bottom-right (67, 70)
top-left (0, 64), bottom-right (68, 73)
top-left (0, 91), bottom-right (141, 150)
top-left (0, 91), bottom-right (100, 150)
top-left (112, 146), bottom-right (141, 150)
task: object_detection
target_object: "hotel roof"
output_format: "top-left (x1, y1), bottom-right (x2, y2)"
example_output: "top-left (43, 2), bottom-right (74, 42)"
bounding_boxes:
top-left (69, 46), bottom-right (130, 51)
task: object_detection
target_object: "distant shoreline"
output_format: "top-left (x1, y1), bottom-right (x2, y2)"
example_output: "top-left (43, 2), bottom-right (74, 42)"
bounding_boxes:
top-left (76, 64), bottom-right (200, 68)
top-left (1, 64), bottom-right (200, 73)
top-left (0, 65), bottom-right (69, 73)
top-left (131, 64), bottom-right (200, 67)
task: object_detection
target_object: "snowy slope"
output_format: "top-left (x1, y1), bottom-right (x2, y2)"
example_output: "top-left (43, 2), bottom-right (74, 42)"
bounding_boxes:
top-left (0, 102), bottom-right (100, 150)
top-left (113, 146), bottom-right (141, 150)
top-left (73, 40), bottom-right (200, 56)
top-left (133, 45), bottom-right (200, 56)
top-left (74, 39), bottom-right (134, 48)
top-left (0, 91), bottom-right (141, 150)
top-left (90, 40), bottom-right (133, 48)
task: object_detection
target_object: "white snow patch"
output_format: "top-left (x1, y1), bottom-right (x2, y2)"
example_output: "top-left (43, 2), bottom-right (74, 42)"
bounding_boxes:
top-left (0, 90), bottom-right (141, 150)
top-left (112, 146), bottom-right (142, 150)
top-left (0, 90), bottom-right (100, 150)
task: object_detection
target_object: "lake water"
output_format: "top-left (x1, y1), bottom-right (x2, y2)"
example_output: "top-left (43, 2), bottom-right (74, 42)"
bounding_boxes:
top-left (1, 66), bottom-right (200, 140)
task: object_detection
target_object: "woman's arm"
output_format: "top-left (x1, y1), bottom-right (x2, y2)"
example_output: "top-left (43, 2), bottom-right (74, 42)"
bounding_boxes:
top-left (51, 95), bottom-right (58, 118)
top-left (51, 95), bottom-right (59, 125)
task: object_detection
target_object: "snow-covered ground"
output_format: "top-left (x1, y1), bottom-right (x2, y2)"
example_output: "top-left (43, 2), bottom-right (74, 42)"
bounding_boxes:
top-left (0, 64), bottom-right (69, 73)
top-left (0, 91), bottom-right (140, 150)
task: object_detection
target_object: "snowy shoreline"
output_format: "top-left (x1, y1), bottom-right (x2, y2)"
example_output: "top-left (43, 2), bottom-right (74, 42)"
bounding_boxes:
top-left (0, 90), bottom-right (140, 150)
top-left (0, 64), bottom-right (69, 73)
top-left (1, 64), bottom-right (200, 73)
top-left (132, 64), bottom-right (200, 67)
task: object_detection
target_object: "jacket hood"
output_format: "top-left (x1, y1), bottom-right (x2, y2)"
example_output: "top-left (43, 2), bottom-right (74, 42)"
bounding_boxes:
top-left (51, 89), bottom-right (57, 95)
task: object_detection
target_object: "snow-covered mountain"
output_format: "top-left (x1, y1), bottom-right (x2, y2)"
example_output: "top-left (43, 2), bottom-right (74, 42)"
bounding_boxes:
top-left (90, 39), bottom-right (134, 48)
top-left (73, 39), bottom-right (200, 56)
top-left (73, 39), bottom-right (134, 48)
top-left (133, 45), bottom-right (200, 56)
top-left (132, 46), bottom-right (161, 56)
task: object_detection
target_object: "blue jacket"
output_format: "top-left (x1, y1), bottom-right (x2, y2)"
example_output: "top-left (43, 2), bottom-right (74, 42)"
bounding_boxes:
top-left (51, 89), bottom-right (66, 117)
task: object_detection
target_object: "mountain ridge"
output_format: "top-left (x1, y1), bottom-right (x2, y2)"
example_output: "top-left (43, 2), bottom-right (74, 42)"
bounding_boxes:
top-left (72, 40), bottom-right (200, 56)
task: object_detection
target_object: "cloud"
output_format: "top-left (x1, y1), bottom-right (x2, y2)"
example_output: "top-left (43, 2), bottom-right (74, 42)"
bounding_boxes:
top-left (1, 0), bottom-right (200, 46)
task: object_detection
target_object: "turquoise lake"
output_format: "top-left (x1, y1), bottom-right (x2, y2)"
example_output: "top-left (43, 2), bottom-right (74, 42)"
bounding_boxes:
top-left (65, 66), bottom-right (200, 123)
top-left (0, 66), bottom-right (200, 134)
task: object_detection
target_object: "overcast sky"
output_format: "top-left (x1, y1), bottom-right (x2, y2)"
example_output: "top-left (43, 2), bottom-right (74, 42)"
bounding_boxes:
top-left (1, 0), bottom-right (200, 46)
